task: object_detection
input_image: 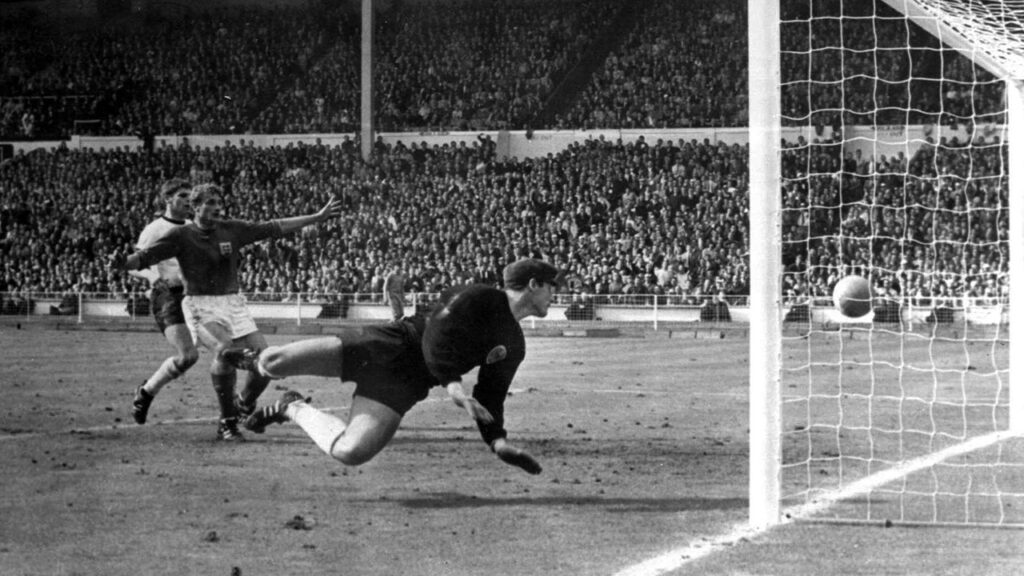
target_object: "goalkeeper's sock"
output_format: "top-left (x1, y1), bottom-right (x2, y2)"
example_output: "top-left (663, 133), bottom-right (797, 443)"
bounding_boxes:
top-left (287, 403), bottom-right (346, 457)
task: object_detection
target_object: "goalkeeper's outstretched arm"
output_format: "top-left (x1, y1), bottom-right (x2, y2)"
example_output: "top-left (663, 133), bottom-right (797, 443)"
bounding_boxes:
top-left (445, 381), bottom-right (542, 475)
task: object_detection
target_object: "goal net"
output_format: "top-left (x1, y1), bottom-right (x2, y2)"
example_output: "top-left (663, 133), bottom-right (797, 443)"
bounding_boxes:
top-left (750, 0), bottom-right (1024, 527)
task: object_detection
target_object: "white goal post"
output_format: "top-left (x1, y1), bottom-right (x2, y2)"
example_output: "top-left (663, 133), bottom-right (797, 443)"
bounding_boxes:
top-left (748, 0), bottom-right (784, 528)
top-left (748, 0), bottom-right (1024, 528)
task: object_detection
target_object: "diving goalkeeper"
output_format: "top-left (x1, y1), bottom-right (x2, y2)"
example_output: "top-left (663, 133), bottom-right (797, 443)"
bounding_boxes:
top-left (222, 258), bottom-right (564, 475)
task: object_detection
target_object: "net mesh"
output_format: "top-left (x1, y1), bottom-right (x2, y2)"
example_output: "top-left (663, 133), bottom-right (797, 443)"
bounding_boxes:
top-left (778, 0), bottom-right (1023, 526)
top-left (897, 0), bottom-right (1024, 80)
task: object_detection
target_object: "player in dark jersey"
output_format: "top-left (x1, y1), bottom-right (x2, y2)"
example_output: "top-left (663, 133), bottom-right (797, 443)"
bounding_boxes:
top-left (128, 178), bottom-right (199, 424)
top-left (221, 258), bottom-right (564, 474)
top-left (122, 183), bottom-right (342, 441)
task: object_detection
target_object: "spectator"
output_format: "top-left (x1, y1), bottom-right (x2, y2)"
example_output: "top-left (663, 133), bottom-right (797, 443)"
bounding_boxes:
top-left (383, 262), bottom-right (406, 321)
top-left (699, 291), bottom-right (731, 322)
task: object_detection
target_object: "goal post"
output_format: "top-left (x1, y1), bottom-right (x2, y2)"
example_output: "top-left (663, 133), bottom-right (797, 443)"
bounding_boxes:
top-left (1009, 78), bottom-right (1024, 434)
top-left (749, 0), bottom-right (1024, 528)
top-left (747, 0), bottom-right (784, 528)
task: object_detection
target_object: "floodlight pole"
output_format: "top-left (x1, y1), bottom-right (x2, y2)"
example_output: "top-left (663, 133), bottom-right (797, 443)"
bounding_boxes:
top-left (360, 0), bottom-right (374, 162)
top-left (748, 0), bottom-right (783, 526)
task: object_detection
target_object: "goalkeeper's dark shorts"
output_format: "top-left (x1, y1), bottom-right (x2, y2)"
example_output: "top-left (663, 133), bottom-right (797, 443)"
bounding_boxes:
top-left (339, 317), bottom-right (438, 416)
top-left (152, 282), bottom-right (187, 333)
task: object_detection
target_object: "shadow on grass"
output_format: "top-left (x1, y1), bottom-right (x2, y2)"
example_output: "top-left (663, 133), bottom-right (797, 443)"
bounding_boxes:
top-left (393, 491), bottom-right (747, 512)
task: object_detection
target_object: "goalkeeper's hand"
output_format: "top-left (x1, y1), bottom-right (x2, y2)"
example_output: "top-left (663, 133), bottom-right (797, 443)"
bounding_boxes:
top-left (492, 438), bottom-right (542, 475)
top-left (446, 382), bottom-right (494, 425)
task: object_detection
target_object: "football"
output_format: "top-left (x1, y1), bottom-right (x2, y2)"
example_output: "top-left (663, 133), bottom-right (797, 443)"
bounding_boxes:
top-left (832, 275), bottom-right (873, 317)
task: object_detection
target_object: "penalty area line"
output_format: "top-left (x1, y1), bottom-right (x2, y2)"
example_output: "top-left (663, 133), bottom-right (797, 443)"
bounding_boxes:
top-left (612, 429), bottom-right (1019, 576)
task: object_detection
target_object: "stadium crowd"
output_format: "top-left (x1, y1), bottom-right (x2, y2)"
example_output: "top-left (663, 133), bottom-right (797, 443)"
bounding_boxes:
top-left (556, 0), bottom-right (748, 129)
top-left (778, 0), bottom-right (1006, 130)
top-left (1, 6), bottom-right (344, 139)
top-left (1, 0), bottom-right (1006, 139)
top-left (0, 130), bottom-right (1009, 310)
top-left (0, 0), bottom-right (1010, 313)
top-left (779, 131), bottom-right (1009, 308)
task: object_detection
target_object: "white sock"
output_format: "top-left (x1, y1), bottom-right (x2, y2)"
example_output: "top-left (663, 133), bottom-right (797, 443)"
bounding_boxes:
top-left (287, 403), bottom-right (346, 456)
top-left (144, 357), bottom-right (183, 395)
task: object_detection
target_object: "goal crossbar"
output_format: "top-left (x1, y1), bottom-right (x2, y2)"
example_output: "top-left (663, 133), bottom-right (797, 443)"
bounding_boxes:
top-left (877, 0), bottom-right (1024, 81)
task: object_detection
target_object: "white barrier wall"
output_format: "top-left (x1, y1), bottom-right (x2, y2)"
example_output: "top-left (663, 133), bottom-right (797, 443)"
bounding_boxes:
top-left (19, 297), bottom-right (1007, 327)
top-left (7, 123), bottom-right (1002, 163)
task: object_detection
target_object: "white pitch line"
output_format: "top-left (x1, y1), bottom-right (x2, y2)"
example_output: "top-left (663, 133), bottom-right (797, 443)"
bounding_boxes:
top-left (612, 429), bottom-right (1020, 576)
top-left (612, 520), bottom-right (766, 576)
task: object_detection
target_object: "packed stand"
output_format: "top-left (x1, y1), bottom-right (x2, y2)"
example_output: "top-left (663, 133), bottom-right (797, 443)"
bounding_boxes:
top-left (779, 0), bottom-right (1006, 130)
top-left (0, 14), bottom-right (102, 139)
top-left (251, 38), bottom-right (361, 135)
top-left (2, 0), bottom-right (1008, 138)
top-left (1, 136), bottom-right (751, 306)
top-left (1, 6), bottom-right (345, 139)
top-left (556, 0), bottom-right (747, 129)
top-left (780, 133), bottom-right (1008, 308)
top-left (2, 129), bottom-right (1007, 313)
top-left (1, 0), bottom-right (620, 138)
top-left (369, 0), bottom-right (621, 132)
top-left (560, 0), bottom-right (1004, 131)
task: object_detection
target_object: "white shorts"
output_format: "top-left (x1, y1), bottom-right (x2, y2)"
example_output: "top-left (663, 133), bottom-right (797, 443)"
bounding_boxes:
top-left (183, 294), bottom-right (259, 342)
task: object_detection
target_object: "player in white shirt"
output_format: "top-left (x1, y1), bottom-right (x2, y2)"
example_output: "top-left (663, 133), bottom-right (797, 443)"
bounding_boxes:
top-left (130, 178), bottom-right (200, 425)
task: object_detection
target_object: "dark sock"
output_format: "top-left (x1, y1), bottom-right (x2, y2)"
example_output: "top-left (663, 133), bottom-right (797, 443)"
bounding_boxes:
top-left (238, 372), bottom-right (271, 408)
top-left (211, 371), bottom-right (238, 419)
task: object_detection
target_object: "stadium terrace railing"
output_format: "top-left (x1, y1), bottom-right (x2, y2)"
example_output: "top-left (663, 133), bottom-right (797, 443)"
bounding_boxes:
top-left (0, 291), bottom-right (1008, 329)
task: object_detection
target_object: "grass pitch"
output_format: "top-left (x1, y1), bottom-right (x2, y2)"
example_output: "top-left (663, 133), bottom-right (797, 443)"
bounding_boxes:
top-left (0, 323), bottom-right (1020, 576)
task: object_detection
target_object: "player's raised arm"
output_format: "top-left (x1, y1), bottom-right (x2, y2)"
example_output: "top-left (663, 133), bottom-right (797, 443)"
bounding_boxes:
top-left (273, 196), bottom-right (342, 234)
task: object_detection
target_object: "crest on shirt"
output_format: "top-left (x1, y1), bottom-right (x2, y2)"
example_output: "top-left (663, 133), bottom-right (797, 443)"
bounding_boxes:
top-left (485, 345), bottom-right (507, 364)
top-left (219, 242), bottom-right (232, 256)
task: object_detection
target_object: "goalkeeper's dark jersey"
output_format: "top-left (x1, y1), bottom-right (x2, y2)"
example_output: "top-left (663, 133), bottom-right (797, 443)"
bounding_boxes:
top-left (421, 284), bottom-right (526, 445)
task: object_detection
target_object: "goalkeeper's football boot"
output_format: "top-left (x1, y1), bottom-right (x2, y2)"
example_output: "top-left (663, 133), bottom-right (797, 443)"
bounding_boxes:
top-left (243, 390), bottom-right (309, 433)
top-left (132, 383), bottom-right (154, 425)
top-left (216, 417), bottom-right (245, 441)
top-left (220, 347), bottom-right (260, 373)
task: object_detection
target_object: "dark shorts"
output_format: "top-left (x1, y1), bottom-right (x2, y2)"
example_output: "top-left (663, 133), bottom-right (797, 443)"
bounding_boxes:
top-left (340, 319), bottom-right (436, 416)
top-left (152, 283), bottom-right (186, 333)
